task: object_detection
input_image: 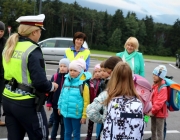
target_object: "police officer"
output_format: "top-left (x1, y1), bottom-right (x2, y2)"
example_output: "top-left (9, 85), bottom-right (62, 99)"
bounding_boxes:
top-left (2, 14), bottom-right (58, 140)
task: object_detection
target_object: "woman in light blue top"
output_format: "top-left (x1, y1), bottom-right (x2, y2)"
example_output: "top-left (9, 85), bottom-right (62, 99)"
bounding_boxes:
top-left (116, 37), bottom-right (145, 77)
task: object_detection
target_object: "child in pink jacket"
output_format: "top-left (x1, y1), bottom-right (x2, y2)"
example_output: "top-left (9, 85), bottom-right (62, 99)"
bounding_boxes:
top-left (147, 65), bottom-right (168, 140)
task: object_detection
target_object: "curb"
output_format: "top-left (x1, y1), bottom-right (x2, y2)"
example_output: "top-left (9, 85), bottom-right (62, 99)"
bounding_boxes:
top-left (45, 54), bottom-right (175, 65)
top-left (90, 54), bottom-right (175, 64)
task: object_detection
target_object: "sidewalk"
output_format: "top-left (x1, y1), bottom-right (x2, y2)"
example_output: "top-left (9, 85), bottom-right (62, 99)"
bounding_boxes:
top-left (90, 54), bottom-right (174, 64)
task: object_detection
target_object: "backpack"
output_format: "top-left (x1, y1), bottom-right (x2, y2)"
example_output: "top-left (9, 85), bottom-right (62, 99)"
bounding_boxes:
top-left (102, 96), bottom-right (144, 140)
top-left (133, 74), bottom-right (152, 113)
top-left (158, 78), bottom-right (180, 111)
top-left (80, 79), bottom-right (101, 103)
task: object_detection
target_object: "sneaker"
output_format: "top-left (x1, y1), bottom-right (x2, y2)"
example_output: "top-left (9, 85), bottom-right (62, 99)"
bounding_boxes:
top-left (48, 122), bottom-right (53, 128)
top-left (0, 121), bottom-right (5, 126)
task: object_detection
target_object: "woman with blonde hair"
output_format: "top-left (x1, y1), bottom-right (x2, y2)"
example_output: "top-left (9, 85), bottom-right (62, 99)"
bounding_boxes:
top-left (2, 14), bottom-right (58, 140)
top-left (116, 37), bottom-right (145, 77)
top-left (102, 62), bottom-right (144, 140)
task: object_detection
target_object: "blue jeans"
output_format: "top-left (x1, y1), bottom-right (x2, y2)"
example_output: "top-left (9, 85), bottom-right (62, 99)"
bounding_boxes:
top-left (63, 117), bottom-right (81, 140)
top-left (49, 112), bottom-right (54, 124)
top-left (51, 109), bottom-right (64, 140)
top-left (96, 123), bottom-right (102, 139)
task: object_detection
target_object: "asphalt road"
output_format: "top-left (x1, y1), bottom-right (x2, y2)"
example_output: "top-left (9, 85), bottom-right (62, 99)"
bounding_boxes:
top-left (0, 59), bottom-right (180, 140)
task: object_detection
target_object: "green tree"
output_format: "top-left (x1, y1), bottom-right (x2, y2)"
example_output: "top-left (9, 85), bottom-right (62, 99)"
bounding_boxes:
top-left (108, 28), bottom-right (122, 52)
top-left (170, 19), bottom-right (180, 54)
top-left (143, 16), bottom-right (155, 54)
top-left (124, 14), bottom-right (139, 39)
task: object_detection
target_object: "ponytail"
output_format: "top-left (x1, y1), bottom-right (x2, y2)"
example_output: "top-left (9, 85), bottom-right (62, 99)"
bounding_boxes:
top-left (3, 33), bottom-right (19, 62)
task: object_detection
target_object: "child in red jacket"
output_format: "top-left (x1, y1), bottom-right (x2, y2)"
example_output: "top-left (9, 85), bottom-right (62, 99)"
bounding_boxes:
top-left (147, 65), bottom-right (168, 140)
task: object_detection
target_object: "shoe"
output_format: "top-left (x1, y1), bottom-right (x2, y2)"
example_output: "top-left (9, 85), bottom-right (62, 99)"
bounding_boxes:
top-left (0, 121), bottom-right (5, 126)
top-left (48, 122), bottom-right (53, 128)
top-left (85, 137), bottom-right (91, 140)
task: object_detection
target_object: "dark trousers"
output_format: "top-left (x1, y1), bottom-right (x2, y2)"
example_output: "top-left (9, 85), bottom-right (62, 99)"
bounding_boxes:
top-left (86, 119), bottom-right (94, 139)
top-left (3, 96), bottom-right (49, 140)
top-left (51, 108), bottom-right (64, 140)
top-left (0, 79), bottom-right (5, 119)
top-left (49, 111), bottom-right (54, 124)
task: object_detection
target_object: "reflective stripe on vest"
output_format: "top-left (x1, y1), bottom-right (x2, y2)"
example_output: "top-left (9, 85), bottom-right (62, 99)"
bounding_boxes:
top-left (65, 48), bottom-right (90, 61)
top-left (3, 42), bottom-right (38, 100)
top-left (22, 44), bottom-right (38, 86)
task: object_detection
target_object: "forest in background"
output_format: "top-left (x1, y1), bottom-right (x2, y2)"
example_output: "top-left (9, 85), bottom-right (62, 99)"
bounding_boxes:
top-left (0, 0), bottom-right (180, 56)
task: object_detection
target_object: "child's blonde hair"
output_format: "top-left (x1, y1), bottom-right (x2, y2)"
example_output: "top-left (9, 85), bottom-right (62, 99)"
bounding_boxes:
top-left (124, 37), bottom-right (139, 51)
top-left (104, 62), bottom-right (139, 105)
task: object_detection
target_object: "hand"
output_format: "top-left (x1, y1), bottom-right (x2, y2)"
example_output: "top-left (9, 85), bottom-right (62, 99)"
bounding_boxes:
top-left (52, 82), bottom-right (58, 92)
top-left (80, 118), bottom-right (86, 124)
top-left (146, 111), bottom-right (153, 116)
top-left (58, 109), bottom-right (61, 115)
top-left (46, 107), bottom-right (51, 111)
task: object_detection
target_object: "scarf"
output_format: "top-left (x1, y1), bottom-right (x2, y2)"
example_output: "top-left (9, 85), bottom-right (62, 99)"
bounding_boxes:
top-left (122, 49), bottom-right (137, 71)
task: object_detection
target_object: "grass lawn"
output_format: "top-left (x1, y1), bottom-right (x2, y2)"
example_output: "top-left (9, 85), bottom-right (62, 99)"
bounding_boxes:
top-left (90, 50), bottom-right (175, 62)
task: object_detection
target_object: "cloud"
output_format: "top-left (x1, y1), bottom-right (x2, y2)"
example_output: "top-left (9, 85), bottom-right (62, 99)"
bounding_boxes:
top-left (61, 0), bottom-right (180, 24)
top-left (86, 0), bottom-right (180, 17)
top-left (122, 0), bottom-right (136, 5)
top-left (86, 0), bottom-right (146, 14)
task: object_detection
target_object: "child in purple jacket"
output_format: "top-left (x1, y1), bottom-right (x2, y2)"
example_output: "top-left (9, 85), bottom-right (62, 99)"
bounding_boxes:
top-left (46, 58), bottom-right (70, 140)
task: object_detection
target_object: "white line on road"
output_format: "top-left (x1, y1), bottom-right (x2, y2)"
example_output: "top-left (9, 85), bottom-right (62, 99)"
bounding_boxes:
top-left (46, 69), bottom-right (57, 71)
top-left (0, 130), bottom-right (180, 140)
top-left (169, 64), bottom-right (177, 69)
top-left (144, 130), bottom-right (180, 134)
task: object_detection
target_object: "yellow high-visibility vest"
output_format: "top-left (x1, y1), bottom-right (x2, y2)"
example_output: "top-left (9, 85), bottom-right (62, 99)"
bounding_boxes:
top-left (3, 41), bottom-right (38, 100)
top-left (65, 48), bottom-right (90, 61)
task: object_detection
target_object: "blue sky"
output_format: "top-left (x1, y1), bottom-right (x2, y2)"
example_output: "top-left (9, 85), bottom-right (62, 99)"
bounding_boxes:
top-left (61, 0), bottom-right (180, 25)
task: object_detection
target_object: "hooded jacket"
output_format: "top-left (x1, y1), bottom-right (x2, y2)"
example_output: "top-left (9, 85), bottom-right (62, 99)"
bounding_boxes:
top-left (58, 71), bottom-right (91, 119)
top-left (151, 80), bottom-right (168, 118)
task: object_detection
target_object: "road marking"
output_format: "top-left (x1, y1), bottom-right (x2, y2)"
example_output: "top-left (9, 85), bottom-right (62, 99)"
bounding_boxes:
top-left (46, 69), bottom-right (57, 71)
top-left (169, 64), bottom-right (177, 69)
top-left (0, 131), bottom-right (180, 139)
top-left (144, 130), bottom-right (180, 134)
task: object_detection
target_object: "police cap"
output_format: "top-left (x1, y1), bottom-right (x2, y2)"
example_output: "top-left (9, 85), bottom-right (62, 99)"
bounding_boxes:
top-left (16, 14), bottom-right (45, 30)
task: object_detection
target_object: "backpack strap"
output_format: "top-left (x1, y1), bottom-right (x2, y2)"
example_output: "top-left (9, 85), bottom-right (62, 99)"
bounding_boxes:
top-left (120, 113), bottom-right (143, 118)
top-left (53, 73), bottom-right (58, 82)
top-left (158, 84), bottom-right (167, 92)
top-left (158, 84), bottom-right (169, 106)
top-left (79, 81), bottom-right (88, 97)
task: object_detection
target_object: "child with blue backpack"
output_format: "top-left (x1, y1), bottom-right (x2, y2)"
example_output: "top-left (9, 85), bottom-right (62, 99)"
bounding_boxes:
top-left (46, 58), bottom-right (70, 140)
top-left (58, 58), bottom-right (91, 140)
top-left (146, 65), bottom-right (168, 140)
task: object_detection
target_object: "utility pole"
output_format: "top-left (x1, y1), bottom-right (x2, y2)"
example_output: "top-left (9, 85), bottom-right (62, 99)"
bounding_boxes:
top-left (39, 0), bottom-right (42, 14)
